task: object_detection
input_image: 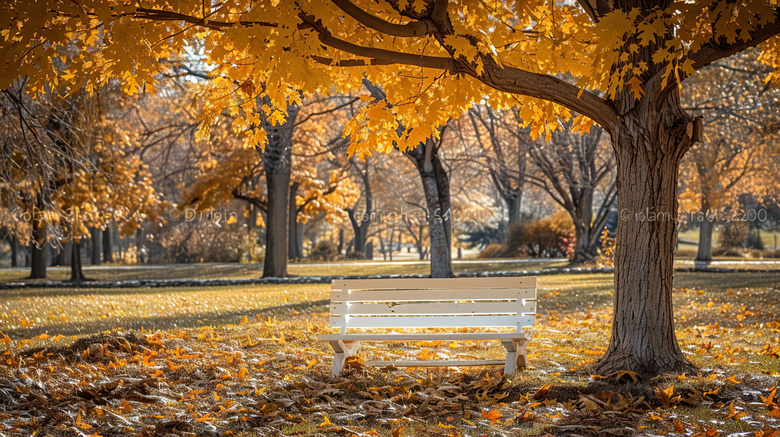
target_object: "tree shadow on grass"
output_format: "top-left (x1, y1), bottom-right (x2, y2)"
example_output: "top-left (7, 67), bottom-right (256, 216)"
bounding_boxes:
top-left (5, 299), bottom-right (330, 340)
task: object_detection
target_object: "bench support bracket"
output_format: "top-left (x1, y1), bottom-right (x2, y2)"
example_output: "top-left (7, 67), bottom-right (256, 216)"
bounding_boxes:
top-left (501, 338), bottom-right (528, 375)
top-left (329, 340), bottom-right (360, 377)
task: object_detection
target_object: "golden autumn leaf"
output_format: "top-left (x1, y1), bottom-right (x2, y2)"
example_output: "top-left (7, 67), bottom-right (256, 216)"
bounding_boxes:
top-left (726, 401), bottom-right (749, 420)
top-left (762, 389), bottom-right (778, 408)
top-left (673, 420), bottom-right (686, 434)
top-left (610, 370), bottom-right (641, 383)
top-left (75, 412), bottom-right (92, 430)
top-left (391, 422), bottom-right (407, 437)
top-left (481, 409), bottom-right (501, 425)
top-left (723, 375), bottom-right (742, 384)
top-left (533, 384), bottom-right (552, 400)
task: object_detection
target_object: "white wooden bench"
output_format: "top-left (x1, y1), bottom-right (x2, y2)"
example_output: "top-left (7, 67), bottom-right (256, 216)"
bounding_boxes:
top-left (319, 277), bottom-right (536, 377)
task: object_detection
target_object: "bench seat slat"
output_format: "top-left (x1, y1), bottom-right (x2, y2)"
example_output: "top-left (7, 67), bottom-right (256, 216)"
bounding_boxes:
top-left (364, 359), bottom-right (505, 367)
top-left (330, 314), bottom-right (535, 329)
top-left (332, 288), bottom-right (535, 302)
top-left (319, 332), bottom-right (528, 341)
top-left (330, 301), bottom-right (536, 316)
top-left (332, 277), bottom-right (536, 290)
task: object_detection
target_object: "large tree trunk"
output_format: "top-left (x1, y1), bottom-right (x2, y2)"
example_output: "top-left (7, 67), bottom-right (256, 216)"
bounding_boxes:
top-left (90, 227), bottom-right (101, 265)
top-left (102, 227), bottom-right (112, 263)
top-left (69, 238), bottom-right (87, 282)
top-left (29, 218), bottom-right (47, 279)
top-left (406, 138), bottom-right (454, 278)
top-left (261, 104), bottom-right (299, 278)
top-left (594, 90), bottom-right (697, 375)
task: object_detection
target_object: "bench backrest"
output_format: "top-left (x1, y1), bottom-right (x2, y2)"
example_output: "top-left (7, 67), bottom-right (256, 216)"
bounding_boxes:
top-left (329, 277), bottom-right (536, 333)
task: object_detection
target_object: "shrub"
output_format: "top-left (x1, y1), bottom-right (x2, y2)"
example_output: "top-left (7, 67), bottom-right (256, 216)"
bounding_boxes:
top-left (506, 212), bottom-right (574, 258)
top-left (478, 243), bottom-right (508, 259)
top-left (310, 240), bottom-right (337, 261)
top-left (717, 221), bottom-right (748, 249)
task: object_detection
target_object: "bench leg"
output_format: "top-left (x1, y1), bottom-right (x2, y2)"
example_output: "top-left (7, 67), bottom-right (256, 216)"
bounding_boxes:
top-left (328, 340), bottom-right (360, 377)
top-left (501, 339), bottom-right (528, 375)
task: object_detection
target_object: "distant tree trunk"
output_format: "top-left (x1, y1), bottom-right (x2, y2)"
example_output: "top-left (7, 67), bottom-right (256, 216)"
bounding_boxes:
top-left (295, 222), bottom-right (304, 259)
top-left (418, 227), bottom-right (426, 260)
top-left (135, 228), bottom-right (145, 264)
top-left (69, 238), bottom-right (86, 282)
top-left (288, 182), bottom-right (299, 261)
top-left (261, 103), bottom-right (299, 278)
top-left (506, 194), bottom-right (523, 230)
top-left (29, 218), bottom-right (47, 279)
top-left (102, 227), bottom-right (112, 263)
top-left (388, 228), bottom-right (395, 261)
top-left (695, 198), bottom-right (715, 263)
top-left (571, 189), bottom-right (596, 265)
top-left (406, 138), bottom-right (454, 278)
top-left (528, 126), bottom-right (615, 265)
top-left (90, 227), bottom-right (101, 265)
top-left (346, 163), bottom-right (372, 257)
top-left (10, 235), bottom-right (18, 267)
top-left (55, 242), bottom-right (72, 267)
top-left (347, 210), bottom-right (369, 257)
top-left (337, 228), bottom-right (344, 257)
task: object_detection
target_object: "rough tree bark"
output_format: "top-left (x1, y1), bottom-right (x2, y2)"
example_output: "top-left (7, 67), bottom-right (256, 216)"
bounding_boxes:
top-left (261, 104), bottom-right (299, 278)
top-left (405, 138), bottom-right (454, 278)
top-left (593, 87), bottom-right (698, 375)
top-left (29, 217), bottom-right (47, 279)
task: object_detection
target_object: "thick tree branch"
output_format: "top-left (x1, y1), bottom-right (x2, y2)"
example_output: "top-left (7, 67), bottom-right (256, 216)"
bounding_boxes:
top-left (310, 56), bottom-right (397, 67)
top-left (576, 0), bottom-right (599, 22)
top-left (687, 9), bottom-right (780, 72)
top-left (330, 0), bottom-right (433, 37)
top-left (134, 7), bottom-right (277, 30)
top-left (477, 62), bottom-right (618, 134)
top-left (300, 14), bottom-right (456, 72)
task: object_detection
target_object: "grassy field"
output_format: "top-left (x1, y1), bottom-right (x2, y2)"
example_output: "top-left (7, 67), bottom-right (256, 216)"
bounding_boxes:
top-left (0, 259), bottom-right (572, 283)
top-left (678, 228), bottom-right (780, 250)
top-left (2, 271), bottom-right (780, 435)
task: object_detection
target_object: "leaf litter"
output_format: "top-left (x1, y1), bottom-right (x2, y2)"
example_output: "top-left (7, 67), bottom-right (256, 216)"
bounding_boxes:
top-left (0, 273), bottom-right (779, 435)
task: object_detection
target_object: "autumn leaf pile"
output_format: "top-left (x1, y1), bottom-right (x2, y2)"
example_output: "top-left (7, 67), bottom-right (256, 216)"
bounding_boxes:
top-left (1, 272), bottom-right (780, 436)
